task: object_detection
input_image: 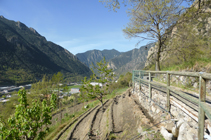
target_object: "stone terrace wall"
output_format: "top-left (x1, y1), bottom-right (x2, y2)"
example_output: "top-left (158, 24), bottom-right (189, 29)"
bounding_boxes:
top-left (133, 82), bottom-right (211, 140)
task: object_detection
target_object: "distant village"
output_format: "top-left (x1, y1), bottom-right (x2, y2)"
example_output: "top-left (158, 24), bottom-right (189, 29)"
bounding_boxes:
top-left (0, 82), bottom-right (103, 103)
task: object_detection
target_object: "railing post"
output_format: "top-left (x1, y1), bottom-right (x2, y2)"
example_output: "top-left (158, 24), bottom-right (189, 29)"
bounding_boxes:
top-left (132, 71), bottom-right (134, 90)
top-left (167, 73), bottom-right (170, 112)
top-left (149, 72), bottom-right (152, 99)
top-left (198, 75), bottom-right (206, 140)
top-left (139, 71), bottom-right (141, 90)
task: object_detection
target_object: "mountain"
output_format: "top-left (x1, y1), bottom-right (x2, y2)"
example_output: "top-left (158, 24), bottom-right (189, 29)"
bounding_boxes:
top-left (76, 49), bottom-right (121, 67)
top-left (0, 16), bottom-right (91, 85)
top-left (108, 43), bottom-right (155, 75)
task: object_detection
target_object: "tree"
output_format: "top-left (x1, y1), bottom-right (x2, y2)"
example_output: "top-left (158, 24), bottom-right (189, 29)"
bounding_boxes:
top-left (123, 0), bottom-right (182, 71)
top-left (100, 0), bottom-right (206, 11)
top-left (81, 58), bottom-right (114, 108)
top-left (51, 72), bottom-right (64, 95)
top-left (0, 88), bottom-right (57, 140)
top-left (30, 75), bottom-right (53, 102)
top-left (51, 72), bottom-right (64, 110)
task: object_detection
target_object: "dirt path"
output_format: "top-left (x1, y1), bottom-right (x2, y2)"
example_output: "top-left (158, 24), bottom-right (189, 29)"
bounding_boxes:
top-left (58, 89), bottom-right (163, 140)
top-left (90, 100), bottom-right (113, 139)
top-left (112, 95), bottom-right (123, 133)
top-left (70, 105), bottom-right (100, 140)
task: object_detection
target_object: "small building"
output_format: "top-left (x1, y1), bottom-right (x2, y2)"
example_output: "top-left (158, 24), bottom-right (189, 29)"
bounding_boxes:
top-left (70, 88), bottom-right (80, 94)
top-left (90, 82), bottom-right (102, 87)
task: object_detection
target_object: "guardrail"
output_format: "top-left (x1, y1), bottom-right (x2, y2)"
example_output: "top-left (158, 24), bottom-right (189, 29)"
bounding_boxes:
top-left (132, 70), bottom-right (211, 140)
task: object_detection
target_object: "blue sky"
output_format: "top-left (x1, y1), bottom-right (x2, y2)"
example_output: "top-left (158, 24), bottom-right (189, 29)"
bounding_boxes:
top-left (0, 0), bottom-right (152, 54)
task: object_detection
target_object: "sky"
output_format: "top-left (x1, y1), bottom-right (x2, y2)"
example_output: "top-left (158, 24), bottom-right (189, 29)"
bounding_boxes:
top-left (0, 0), bottom-right (152, 55)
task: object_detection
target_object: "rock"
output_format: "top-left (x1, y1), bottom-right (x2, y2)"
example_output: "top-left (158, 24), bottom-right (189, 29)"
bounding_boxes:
top-left (156, 108), bottom-right (161, 114)
top-left (186, 128), bottom-right (197, 140)
top-left (160, 126), bottom-right (173, 140)
top-left (151, 106), bottom-right (156, 113)
top-left (193, 82), bottom-right (198, 88)
top-left (177, 119), bottom-right (185, 128)
top-left (179, 76), bottom-right (185, 82)
top-left (205, 120), bottom-right (211, 134)
top-left (177, 122), bottom-right (189, 140)
top-left (165, 122), bottom-right (175, 132)
top-left (172, 126), bottom-right (179, 137)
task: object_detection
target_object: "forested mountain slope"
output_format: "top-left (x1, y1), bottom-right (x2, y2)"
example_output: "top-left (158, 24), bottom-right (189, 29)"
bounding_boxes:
top-left (76, 49), bottom-right (121, 67)
top-left (0, 16), bottom-right (91, 85)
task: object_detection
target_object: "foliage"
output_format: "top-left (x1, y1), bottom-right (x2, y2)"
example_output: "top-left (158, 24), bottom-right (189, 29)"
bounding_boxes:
top-left (81, 58), bottom-right (114, 106)
top-left (108, 72), bottom-right (132, 92)
top-left (0, 88), bottom-right (57, 140)
top-left (123, 0), bottom-right (183, 71)
top-left (29, 75), bottom-right (54, 103)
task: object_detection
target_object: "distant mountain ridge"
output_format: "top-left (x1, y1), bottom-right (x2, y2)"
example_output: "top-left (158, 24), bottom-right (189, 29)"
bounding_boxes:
top-left (0, 16), bottom-right (91, 85)
top-left (108, 43), bottom-right (155, 75)
top-left (76, 43), bottom-right (155, 76)
top-left (76, 49), bottom-right (121, 67)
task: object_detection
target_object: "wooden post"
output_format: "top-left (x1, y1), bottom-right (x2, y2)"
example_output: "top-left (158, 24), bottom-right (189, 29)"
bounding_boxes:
top-left (198, 76), bottom-right (206, 140)
top-left (139, 71), bottom-right (141, 90)
top-left (167, 73), bottom-right (170, 112)
top-left (149, 72), bottom-right (152, 99)
top-left (132, 71), bottom-right (134, 90)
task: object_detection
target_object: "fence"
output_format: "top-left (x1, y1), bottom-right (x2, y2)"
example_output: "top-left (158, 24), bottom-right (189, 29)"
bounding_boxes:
top-left (132, 70), bottom-right (211, 140)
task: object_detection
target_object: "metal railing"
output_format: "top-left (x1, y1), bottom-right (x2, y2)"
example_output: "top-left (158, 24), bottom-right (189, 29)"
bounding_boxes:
top-left (132, 70), bottom-right (211, 140)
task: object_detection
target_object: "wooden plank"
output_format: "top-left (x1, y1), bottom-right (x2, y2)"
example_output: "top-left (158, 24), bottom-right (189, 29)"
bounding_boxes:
top-left (170, 92), bottom-right (198, 111)
top-left (198, 76), bottom-right (206, 140)
top-left (144, 71), bottom-right (167, 74)
top-left (201, 73), bottom-right (211, 80)
top-left (200, 102), bottom-right (211, 121)
top-left (168, 71), bottom-right (199, 77)
top-left (168, 86), bottom-right (199, 105)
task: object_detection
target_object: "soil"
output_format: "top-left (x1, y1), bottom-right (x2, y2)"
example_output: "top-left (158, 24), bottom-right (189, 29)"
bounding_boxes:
top-left (58, 89), bottom-right (163, 140)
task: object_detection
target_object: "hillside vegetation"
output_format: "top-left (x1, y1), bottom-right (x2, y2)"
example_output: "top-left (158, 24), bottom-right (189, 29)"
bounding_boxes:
top-left (144, 4), bottom-right (211, 72)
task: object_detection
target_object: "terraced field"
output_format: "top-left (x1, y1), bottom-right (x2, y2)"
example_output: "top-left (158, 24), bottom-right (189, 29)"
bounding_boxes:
top-left (53, 89), bottom-right (163, 140)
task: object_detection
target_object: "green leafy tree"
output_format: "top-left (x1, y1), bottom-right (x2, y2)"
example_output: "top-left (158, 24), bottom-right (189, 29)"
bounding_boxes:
top-left (51, 72), bottom-right (64, 111)
top-left (123, 0), bottom-right (182, 71)
top-left (51, 72), bottom-right (64, 95)
top-left (81, 58), bottom-right (114, 108)
top-left (0, 88), bottom-right (57, 140)
top-left (30, 75), bottom-right (53, 102)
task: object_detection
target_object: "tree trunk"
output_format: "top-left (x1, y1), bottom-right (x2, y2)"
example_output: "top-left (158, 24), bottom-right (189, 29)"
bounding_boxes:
top-left (100, 99), bottom-right (104, 110)
top-left (155, 48), bottom-right (161, 71)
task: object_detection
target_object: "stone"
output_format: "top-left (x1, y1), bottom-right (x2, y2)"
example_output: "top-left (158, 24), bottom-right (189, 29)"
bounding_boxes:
top-left (179, 76), bottom-right (185, 82)
top-left (186, 128), bottom-right (197, 140)
top-left (165, 122), bottom-right (175, 132)
top-left (156, 108), bottom-right (161, 114)
top-left (177, 119), bottom-right (185, 128)
top-left (177, 122), bottom-right (189, 140)
top-left (205, 120), bottom-right (211, 135)
top-left (172, 126), bottom-right (179, 137)
top-left (151, 106), bottom-right (156, 113)
top-left (160, 126), bottom-right (174, 140)
top-left (193, 82), bottom-right (198, 88)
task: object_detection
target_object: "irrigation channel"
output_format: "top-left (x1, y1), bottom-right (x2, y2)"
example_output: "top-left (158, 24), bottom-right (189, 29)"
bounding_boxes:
top-left (54, 89), bottom-right (162, 140)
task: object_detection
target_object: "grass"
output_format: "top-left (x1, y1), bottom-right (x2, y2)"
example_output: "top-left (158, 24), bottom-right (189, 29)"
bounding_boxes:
top-left (67, 85), bottom-right (82, 90)
top-left (104, 87), bottom-right (129, 100)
